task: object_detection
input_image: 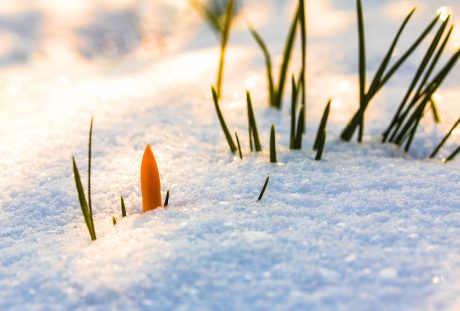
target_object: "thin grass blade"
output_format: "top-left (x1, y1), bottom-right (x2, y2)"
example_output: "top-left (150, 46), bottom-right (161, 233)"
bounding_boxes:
top-left (235, 131), bottom-right (243, 159)
top-left (212, 87), bottom-right (237, 153)
top-left (314, 100), bottom-right (331, 151)
top-left (247, 91), bottom-right (262, 151)
top-left (356, 0), bottom-right (366, 142)
top-left (121, 196), bottom-right (126, 217)
top-left (444, 145), bottom-right (460, 163)
top-left (216, 0), bottom-right (234, 98)
top-left (258, 176), bottom-right (270, 201)
top-left (294, 105), bottom-right (305, 149)
top-left (270, 124), bottom-right (277, 163)
top-left (290, 75), bottom-right (297, 149)
top-left (315, 130), bottom-right (326, 161)
top-left (72, 157), bottom-right (96, 241)
top-left (164, 190), bottom-right (170, 207)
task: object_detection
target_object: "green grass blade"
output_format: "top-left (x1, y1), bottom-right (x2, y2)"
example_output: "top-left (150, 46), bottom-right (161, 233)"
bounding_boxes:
top-left (216, 0), bottom-right (234, 98)
top-left (88, 117), bottom-right (94, 228)
top-left (290, 75), bottom-right (297, 149)
top-left (258, 176), bottom-right (270, 201)
top-left (212, 87), bottom-right (237, 153)
top-left (249, 26), bottom-right (275, 107)
top-left (314, 99), bottom-right (331, 151)
top-left (299, 0), bottom-right (307, 123)
top-left (112, 216), bottom-right (117, 226)
top-left (189, 0), bottom-right (222, 34)
top-left (294, 105), bottom-right (305, 149)
top-left (356, 0), bottom-right (366, 142)
top-left (315, 130), bottom-right (326, 161)
top-left (430, 117), bottom-right (460, 158)
top-left (429, 97), bottom-right (441, 123)
top-left (164, 190), bottom-right (170, 207)
top-left (120, 196), bottom-right (126, 217)
top-left (72, 157), bottom-right (96, 241)
top-left (444, 145), bottom-right (460, 163)
top-left (274, 6), bottom-right (300, 109)
top-left (235, 131), bottom-right (243, 159)
top-left (270, 124), bottom-right (277, 163)
top-left (246, 91), bottom-right (262, 151)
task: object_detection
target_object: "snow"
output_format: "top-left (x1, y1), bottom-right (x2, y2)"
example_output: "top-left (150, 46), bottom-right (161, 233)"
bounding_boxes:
top-left (0, 0), bottom-right (460, 310)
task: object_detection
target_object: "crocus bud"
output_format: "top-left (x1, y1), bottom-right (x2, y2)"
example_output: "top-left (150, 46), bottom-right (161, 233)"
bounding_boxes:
top-left (141, 144), bottom-right (162, 212)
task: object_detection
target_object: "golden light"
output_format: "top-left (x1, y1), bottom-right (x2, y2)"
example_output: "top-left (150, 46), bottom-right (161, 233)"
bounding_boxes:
top-left (433, 92), bottom-right (443, 103)
top-left (437, 6), bottom-right (452, 22)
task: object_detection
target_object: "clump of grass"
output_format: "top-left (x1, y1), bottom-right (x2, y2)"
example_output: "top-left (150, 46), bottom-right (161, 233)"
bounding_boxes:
top-left (387, 48), bottom-right (460, 152)
top-left (212, 87), bottom-right (237, 153)
top-left (314, 100), bottom-right (331, 151)
top-left (235, 131), bottom-right (243, 159)
top-left (258, 176), bottom-right (270, 201)
top-left (120, 196), bottom-right (126, 217)
top-left (164, 190), bottom-right (170, 207)
top-left (249, 2), bottom-right (302, 109)
top-left (270, 124), bottom-right (277, 163)
top-left (72, 118), bottom-right (96, 241)
top-left (246, 91), bottom-right (262, 152)
top-left (341, 3), bottom-right (440, 142)
top-left (429, 117), bottom-right (460, 158)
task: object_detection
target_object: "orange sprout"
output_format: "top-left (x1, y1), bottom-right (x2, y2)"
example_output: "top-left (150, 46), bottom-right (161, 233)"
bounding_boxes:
top-left (141, 144), bottom-right (162, 212)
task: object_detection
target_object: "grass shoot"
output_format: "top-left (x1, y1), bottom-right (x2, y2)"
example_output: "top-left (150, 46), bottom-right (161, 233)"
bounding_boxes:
top-left (444, 146), bottom-right (460, 163)
top-left (270, 124), bottom-right (277, 163)
top-left (212, 87), bottom-right (237, 153)
top-left (164, 190), bottom-right (170, 207)
top-left (314, 100), bottom-right (331, 151)
top-left (120, 196), bottom-right (126, 217)
top-left (235, 131), bottom-right (243, 159)
top-left (246, 91), bottom-right (262, 151)
top-left (258, 176), bottom-right (270, 201)
top-left (112, 216), bottom-right (117, 226)
top-left (315, 130), bottom-right (326, 161)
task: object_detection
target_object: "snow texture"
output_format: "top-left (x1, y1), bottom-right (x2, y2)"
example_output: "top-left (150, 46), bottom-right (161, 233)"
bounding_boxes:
top-left (0, 0), bottom-right (460, 310)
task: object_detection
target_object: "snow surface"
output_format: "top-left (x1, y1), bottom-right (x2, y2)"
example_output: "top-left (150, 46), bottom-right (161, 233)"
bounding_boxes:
top-left (0, 0), bottom-right (460, 310)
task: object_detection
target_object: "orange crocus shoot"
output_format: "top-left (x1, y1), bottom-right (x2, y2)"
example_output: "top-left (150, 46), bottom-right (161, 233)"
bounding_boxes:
top-left (141, 144), bottom-right (162, 212)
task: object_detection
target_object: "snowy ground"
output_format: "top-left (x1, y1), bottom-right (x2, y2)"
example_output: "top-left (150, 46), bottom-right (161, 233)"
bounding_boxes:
top-left (1, 0), bottom-right (460, 310)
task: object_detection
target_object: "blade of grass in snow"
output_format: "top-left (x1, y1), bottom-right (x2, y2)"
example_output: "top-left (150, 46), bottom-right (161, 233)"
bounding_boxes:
top-left (248, 26), bottom-right (275, 107)
top-left (294, 105), bottom-right (305, 150)
top-left (164, 190), bottom-right (170, 207)
top-left (290, 76), bottom-right (298, 149)
top-left (444, 146), bottom-right (460, 163)
top-left (258, 176), bottom-right (270, 201)
top-left (429, 97), bottom-right (441, 123)
top-left (356, 0), bottom-right (366, 142)
top-left (88, 117), bottom-right (93, 225)
top-left (235, 131), bottom-right (243, 159)
top-left (246, 91), bottom-right (262, 151)
top-left (112, 216), bottom-right (117, 226)
top-left (315, 130), bottom-right (326, 161)
top-left (274, 6), bottom-right (300, 109)
top-left (341, 11), bottom-right (439, 142)
top-left (216, 0), bottom-right (234, 98)
top-left (314, 100), bottom-right (331, 151)
top-left (72, 157), bottom-right (96, 241)
top-left (299, 0), bottom-right (307, 132)
top-left (270, 124), bottom-right (277, 163)
top-left (430, 117), bottom-right (460, 158)
top-left (121, 196), bottom-right (126, 217)
top-left (212, 87), bottom-right (237, 153)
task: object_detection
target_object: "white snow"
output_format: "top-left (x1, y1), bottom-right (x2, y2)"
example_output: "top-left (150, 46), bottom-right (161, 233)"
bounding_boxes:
top-left (0, 0), bottom-right (460, 310)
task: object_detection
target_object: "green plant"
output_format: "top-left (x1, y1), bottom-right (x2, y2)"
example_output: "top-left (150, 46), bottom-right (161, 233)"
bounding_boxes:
top-left (258, 176), bottom-right (270, 201)
top-left (164, 190), bottom-right (170, 207)
top-left (212, 87), bottom-right (237, 153)
top-left (216, 0), bottom-right (234, 98)
top-left (314, 100), bottom-right (331, 151)
top-left (444, 146), bottom-right (460, 163)
top-left (235, 131), bottom-right (243, 159)
top-left (120, 196), bottom-right (126, 217)
top-left (249, 4), bottom-right (301, 109)
top-left (246, 91), bottom-right (262, 151)
top-left (72, 118), bottom-right (96, 241)
top-left (315, 130), bottom-right (326, 161)
top-left (341, 4), bottom-right (440, 142)
top-left (270, 124), bottom-right (277, 163)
